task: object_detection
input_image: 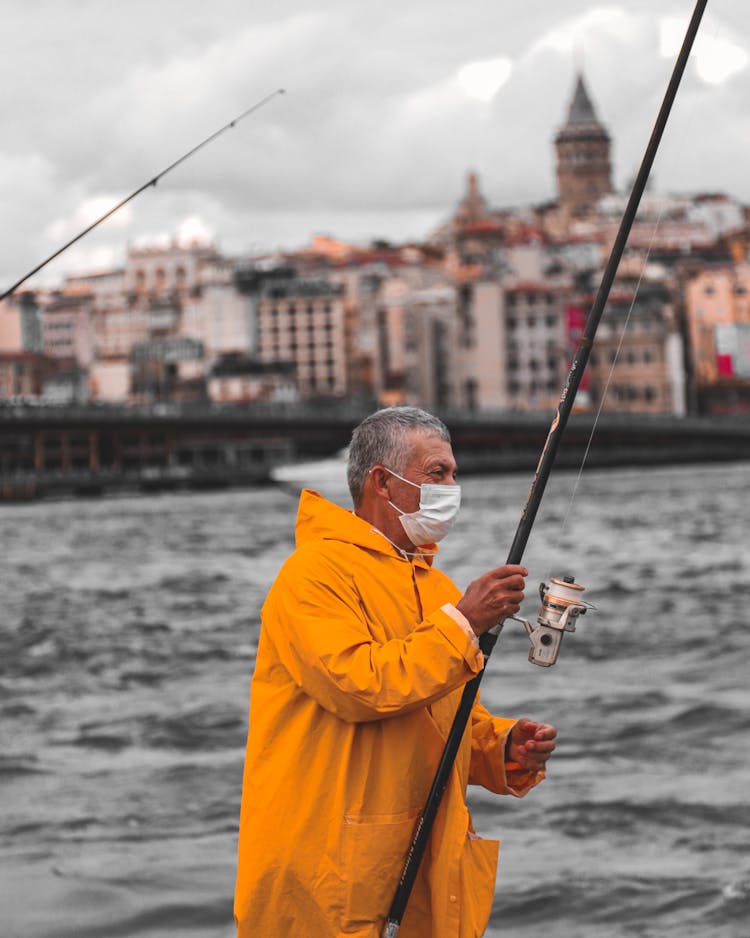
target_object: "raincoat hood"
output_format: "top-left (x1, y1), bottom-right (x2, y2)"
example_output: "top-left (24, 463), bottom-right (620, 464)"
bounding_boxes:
top-left (295, 488), bottom-right (437, 567)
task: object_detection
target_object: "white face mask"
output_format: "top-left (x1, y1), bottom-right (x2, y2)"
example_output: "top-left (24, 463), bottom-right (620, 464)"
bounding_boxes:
top-left (385, 467), bottom-right (461, 546)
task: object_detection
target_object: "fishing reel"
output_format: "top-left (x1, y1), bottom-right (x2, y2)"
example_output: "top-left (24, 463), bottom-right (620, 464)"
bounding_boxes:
top-left (509, 575), bottom-right (595, 667)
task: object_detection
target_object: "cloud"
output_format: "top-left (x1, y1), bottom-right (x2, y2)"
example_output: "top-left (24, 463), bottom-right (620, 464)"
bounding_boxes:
top-left (177, 215), bottom-right (216, 246)
top-left (44, 196), bottom-right (133, 244)
top-left (659, 16), bottom-right (749, 84)
top-left (456, 58), bottom-right (514, 103)
top-left (2, 0), bottom-right (750, 291)
top-left (527, 5), bottom-right (642, 58)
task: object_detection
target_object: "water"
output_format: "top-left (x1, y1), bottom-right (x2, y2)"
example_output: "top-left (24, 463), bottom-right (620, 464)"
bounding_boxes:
top-left (1, 461), bottom-right (749, 938)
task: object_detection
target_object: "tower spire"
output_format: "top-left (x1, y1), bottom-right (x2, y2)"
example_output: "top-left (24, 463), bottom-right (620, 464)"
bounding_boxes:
top-left (554, 69), bottom-right (613, 217)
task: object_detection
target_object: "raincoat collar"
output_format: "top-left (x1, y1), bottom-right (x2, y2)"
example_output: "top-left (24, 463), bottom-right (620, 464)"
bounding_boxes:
top-left (295, 489), bottom-right (437, 569)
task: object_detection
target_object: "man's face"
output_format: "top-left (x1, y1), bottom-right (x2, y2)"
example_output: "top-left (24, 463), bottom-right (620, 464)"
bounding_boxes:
top-left (387, 432), bottom-right (458, 513)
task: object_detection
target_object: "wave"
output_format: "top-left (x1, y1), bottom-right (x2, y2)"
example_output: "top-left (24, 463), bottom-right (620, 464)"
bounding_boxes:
top-left (491, 872), bottom-right (731, 933)
top-left (545, 798), bottom-right (750, 840)
top-left (29, 895), bottom-right (233, 938)
top-left (0, 754), bottom-right (49, 778)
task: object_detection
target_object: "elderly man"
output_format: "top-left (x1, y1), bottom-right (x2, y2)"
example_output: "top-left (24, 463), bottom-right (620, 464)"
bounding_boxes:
top-left (234, 407), bottom-right (556, 938)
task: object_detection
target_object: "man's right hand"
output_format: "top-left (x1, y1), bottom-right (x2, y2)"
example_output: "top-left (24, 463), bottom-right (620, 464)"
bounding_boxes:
top-left (455, 564), bottom-right (527, 636)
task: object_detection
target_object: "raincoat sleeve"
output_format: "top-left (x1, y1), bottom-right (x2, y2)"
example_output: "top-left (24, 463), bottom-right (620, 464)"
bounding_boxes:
top-left (263, 547), bottom-right (486, 723)
top-left (468, 700), bottom-right (545, 796)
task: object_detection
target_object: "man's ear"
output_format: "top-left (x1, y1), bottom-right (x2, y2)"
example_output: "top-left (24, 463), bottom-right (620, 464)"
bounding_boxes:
top-left (369, 466), bottom-right (391, 499)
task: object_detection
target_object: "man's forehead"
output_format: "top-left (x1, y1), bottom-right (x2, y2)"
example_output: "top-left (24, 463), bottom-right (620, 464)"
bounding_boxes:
top-left (406, 432), bottom-right (456, 466)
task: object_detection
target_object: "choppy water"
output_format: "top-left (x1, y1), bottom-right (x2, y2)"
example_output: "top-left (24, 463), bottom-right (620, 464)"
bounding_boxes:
top-left (1, 461), bottom-right (749, 938)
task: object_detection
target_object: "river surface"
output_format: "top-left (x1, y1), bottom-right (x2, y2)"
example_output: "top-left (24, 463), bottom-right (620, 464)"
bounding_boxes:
top-left (1, 461), bottom-right (749, 938)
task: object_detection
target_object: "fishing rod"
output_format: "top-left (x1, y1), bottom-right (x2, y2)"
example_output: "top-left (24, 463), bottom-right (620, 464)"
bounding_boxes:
top-left (0, 88), bottom-right (286, 303)
top-left (382, 1), bottom-right (708, 934)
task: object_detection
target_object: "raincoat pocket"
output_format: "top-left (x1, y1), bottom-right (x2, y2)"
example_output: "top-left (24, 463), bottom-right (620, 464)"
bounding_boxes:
top-left (461, 835), bottom-right (499, 937)
top-left (340, 809), bottom-right (420, 931)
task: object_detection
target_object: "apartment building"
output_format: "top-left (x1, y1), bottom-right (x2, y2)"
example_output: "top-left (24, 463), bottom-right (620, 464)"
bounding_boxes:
top-left (683, 262), bottom-right (750, 412)
top-left (585, 285), bottom-right (685, 414)
top-left (255, 276), bottom-right (348, 399)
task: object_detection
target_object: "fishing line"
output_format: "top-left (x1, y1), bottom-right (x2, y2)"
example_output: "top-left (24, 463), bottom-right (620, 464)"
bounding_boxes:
top-left (0, 88), bottom-right (286, 302)
top-left (546, 214), bottom-right (665, 574)
top-left (545, 9), bottom-right (722, 576)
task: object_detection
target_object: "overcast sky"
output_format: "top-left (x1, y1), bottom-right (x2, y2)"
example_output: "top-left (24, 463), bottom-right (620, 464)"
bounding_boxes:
top-left (2, 0), bottom-right (747, 290)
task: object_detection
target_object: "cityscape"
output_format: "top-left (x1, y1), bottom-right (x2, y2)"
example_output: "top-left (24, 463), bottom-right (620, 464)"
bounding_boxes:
top-left (2, 71), bottom-right (750, 417)
top-left (1, 72), bottom-right (750, 496)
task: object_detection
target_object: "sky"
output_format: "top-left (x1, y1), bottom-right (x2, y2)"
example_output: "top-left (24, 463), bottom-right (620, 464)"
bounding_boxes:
top-left (2, 0), bottom-right (748, 291)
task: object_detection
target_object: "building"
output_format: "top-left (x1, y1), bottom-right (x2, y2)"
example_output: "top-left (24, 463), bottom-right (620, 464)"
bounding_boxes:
top-left (554, 72), bottom-right (613, 218)
top-left (452, 281), bottom-right (506, 410)
top-left (207, 354), bottom-right (297, 404)
top-left (374, 279), bottom-right (455, 407)
top-left (0, 352), bottom-right (48, 399)
top-left (504, 282), bottom-right (570, 409)
top-left (255, 274), bottom-right (348, 399)
top-left (0, 292), bottom-right (43, 355)
top-left (683, 263), bottom-right (750, 412)
top-left (452, 279), bottom-right (571, 411)
top-left (41, 284), bottom-right (95, 369)
top-left (0, 292), bottom-right (49, 402)
top-left (585, 283), bottom-right (686, 415)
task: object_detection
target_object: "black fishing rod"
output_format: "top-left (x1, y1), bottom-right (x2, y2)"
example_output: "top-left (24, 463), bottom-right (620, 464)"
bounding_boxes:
top-left (382, 2), bottom-right (707, 934)
top-left (0, 88), bottom-right (285, 303)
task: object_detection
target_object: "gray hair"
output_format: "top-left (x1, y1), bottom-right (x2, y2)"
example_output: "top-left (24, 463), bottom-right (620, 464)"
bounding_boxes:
top-left (347, 406), bottom-right (451, 506)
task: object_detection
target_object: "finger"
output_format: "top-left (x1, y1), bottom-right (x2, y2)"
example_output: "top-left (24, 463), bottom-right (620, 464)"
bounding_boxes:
top-left (491, 594), bottom-right (524, 616)
top-left (498, 564), bottom-right (528, 578)
top-left (532, 724), bottom-right (557, 741)
top-left (494, 575), bottom-right (527, 591)
top-left (493, 588), bottom-right (525, 606)
top-left (514, 719), bottom-right (539, 737)
top-left (519, 744), bottom-right (552, 763)
top-left (489, 568), bottom-right (527, 585)
top-left (523, 739), bottom-right (556, 754)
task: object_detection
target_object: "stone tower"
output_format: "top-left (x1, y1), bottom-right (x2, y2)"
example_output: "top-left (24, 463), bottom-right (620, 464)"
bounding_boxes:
top-left (555, 72), bottom-right (613, 216)
top-left (454, 171), bottom-right (490, 226)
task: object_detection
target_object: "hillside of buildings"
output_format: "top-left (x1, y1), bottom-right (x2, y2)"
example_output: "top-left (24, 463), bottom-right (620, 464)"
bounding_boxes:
top-left (2, 73), bottom-right (750, 419)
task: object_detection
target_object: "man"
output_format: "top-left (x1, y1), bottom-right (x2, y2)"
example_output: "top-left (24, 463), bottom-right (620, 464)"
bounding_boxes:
top-left (235, 407), bottom-right (557, 938)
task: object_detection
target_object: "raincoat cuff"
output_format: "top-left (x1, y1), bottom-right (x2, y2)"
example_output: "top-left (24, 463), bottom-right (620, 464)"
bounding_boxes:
top-left (499, 720), bottom-right (546, 796)
top-left (441, 603), bottom-right (479, 648)
top-left (430, 605), bottom-right (484, 672)
top-left (504, 765), bottom-right (546, 795)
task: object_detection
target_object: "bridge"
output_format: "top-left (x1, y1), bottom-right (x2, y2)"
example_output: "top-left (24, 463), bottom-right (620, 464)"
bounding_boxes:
top-left (1, 402), bottom-right (748, 499)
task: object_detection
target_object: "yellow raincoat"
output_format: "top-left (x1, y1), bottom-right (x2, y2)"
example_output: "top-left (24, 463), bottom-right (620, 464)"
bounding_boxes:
top-left (235, 490), bottom-right (544, 938)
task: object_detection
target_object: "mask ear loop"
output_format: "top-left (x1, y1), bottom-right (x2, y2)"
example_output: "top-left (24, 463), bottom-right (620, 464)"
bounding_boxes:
top-left (376, 466), bottom-right (419, 519)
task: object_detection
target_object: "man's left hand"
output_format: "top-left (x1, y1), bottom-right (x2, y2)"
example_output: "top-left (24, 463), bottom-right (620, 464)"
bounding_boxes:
top-left (506, 718), bottom-right (557, 772)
